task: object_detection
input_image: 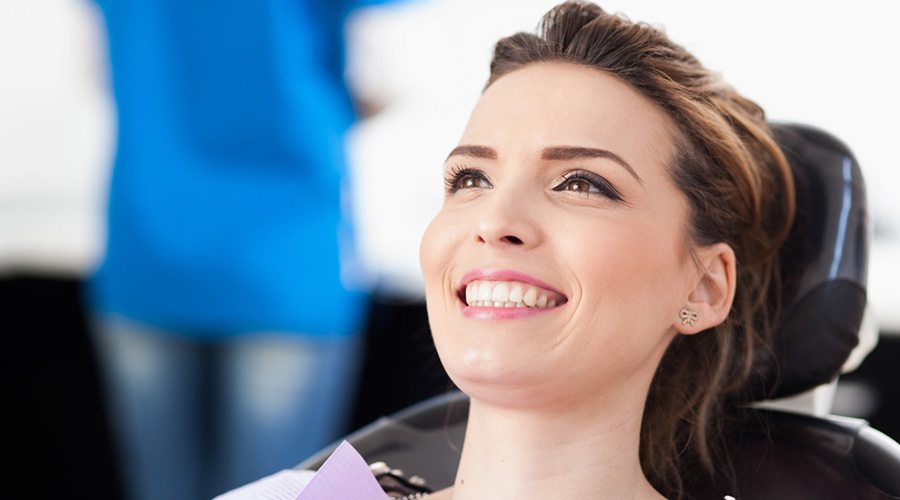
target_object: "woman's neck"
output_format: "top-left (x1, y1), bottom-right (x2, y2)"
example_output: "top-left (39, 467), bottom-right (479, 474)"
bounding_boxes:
top-left (435, 388), bottom-right (665, 500)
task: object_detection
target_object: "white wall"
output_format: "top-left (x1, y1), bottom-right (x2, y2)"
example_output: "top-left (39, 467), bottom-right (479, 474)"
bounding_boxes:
top-left (0, 0), bottom-right (114, 275)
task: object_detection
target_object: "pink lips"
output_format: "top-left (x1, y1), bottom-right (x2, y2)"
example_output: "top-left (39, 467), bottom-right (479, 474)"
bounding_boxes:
top-left (457, 269), bottom-right (568, 320)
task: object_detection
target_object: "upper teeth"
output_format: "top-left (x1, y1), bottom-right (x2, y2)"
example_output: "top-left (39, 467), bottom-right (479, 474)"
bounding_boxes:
top-left (464, 280), bottom-right (564, 308)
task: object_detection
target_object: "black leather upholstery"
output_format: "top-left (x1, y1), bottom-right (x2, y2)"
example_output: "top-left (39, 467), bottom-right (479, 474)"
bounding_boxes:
top-left (750, 124), bottom-right (869, 400)
top-left (695, 409), bottom-right (900, 499)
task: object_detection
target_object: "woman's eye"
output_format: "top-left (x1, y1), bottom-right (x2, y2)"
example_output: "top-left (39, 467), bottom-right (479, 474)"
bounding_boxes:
top-left (458, 175), bottom-right (488, 189)
top-left (561, 179), bottom-right (596, 193)
top-left (553, 171), bottom-right (622, 201)
top-left (444, 167), bottom-right (492, 194)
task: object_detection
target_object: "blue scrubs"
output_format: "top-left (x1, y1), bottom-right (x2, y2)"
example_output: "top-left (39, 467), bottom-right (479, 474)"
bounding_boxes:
top-left (90, 0), bottom-right (372, 335)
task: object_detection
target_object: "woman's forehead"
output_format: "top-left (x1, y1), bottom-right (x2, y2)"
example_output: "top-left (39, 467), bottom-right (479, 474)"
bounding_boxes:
top-left (460, 62), bottom-right (677, 171)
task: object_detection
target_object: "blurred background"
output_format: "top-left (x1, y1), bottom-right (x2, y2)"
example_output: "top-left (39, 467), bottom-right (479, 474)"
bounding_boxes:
top-left (1, 0), bottom-right (897, 499)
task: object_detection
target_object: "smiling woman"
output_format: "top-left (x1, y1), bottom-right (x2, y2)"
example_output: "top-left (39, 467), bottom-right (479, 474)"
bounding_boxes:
top-left (418, 2), bottom-right (793, 499)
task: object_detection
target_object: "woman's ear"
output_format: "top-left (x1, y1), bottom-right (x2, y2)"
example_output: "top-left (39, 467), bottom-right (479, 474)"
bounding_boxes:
top-left (677, 242), bottom-right (736, 335)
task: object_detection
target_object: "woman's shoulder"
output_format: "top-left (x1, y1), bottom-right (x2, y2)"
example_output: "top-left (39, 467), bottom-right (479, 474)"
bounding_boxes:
top-left (214, 469), bottom-right (315, 500)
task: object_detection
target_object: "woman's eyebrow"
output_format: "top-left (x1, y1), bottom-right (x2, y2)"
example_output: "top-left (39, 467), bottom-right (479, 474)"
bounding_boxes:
top-left (541, 146), bottom-right (643, 184)
top-left (445, 145), bottom-right (497, 161)
top-left (445, 144), bottom-right (642, 185)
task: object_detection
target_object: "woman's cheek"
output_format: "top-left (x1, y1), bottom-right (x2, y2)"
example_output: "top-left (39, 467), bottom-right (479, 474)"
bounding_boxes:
top-left (420, 210), bottom-right (461, 314)
top-left (419, 212), bottom-right (448, 284)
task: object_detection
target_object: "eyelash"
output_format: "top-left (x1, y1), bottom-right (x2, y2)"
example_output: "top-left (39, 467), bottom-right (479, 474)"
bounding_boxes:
top-left (443, 165), bottom-right (623, 202)
top-left (444, 164), bottom-right (490, 194)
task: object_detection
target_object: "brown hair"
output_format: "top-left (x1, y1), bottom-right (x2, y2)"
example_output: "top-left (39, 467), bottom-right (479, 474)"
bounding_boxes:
top-left (486, 2), bottom-right (795, 498)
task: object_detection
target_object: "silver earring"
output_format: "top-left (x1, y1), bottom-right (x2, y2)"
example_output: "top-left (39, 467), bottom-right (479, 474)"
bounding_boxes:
top-left (679, 308), bottom-right (698, 327)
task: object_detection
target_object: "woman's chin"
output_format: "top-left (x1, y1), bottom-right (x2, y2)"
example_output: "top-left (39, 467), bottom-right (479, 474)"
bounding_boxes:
top-left (440, 349), bottom-right (556, 406)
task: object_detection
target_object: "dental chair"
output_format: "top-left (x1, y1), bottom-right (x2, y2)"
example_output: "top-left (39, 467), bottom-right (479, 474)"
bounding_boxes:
top-left (297, 123), bottom-right (900, 499)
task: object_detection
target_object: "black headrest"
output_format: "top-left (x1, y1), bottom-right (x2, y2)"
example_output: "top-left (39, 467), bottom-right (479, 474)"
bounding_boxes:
top-left (749, 123), bottom-right (869, 400)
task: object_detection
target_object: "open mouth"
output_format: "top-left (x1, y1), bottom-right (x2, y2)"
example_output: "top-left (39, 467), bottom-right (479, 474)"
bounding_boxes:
top-left (457, 279), bottom-right (568, 309)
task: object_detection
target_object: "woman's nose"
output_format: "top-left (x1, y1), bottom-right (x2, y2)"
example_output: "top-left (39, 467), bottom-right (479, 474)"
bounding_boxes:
top-left (473, 190), bottom-right (540, 249)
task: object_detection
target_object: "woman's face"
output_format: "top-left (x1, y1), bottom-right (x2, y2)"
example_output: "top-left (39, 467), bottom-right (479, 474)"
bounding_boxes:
top-left (420, 62), bottom-right (698, 409)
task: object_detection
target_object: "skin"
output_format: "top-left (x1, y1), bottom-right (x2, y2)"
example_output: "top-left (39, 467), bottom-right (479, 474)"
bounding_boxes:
top-left (419, 62), bottom-right (736, 499)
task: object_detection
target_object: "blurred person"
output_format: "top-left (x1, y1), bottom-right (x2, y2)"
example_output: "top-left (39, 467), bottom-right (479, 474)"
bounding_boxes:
top-left (88, 1), bottom-right (401, 499)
